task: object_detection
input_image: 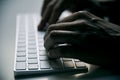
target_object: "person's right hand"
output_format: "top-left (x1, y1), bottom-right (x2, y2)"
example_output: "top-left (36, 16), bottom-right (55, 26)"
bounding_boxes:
top-left (44, 11), bottom-right (120, 71)
top-left (38, 0), bottom-right (103, 30)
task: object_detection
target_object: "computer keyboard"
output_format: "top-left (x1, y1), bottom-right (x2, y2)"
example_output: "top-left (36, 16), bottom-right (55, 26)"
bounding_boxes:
top-left (14, 14), bottom-right (88, 76)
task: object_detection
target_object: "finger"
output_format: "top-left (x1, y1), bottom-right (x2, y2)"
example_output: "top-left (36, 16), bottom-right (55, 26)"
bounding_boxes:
top-left (45, 29), bottom-right (112, 50)
top-left (48, 45), bottom-right (113, 67)
top-left (48, 45), bottom-right (82, 59)
top-left (41, 0), bottom-right (51, 16)
top-left (44, 20), bottom-right (99, 39)
top-left (48, 0), bottom-right (65, 24)
top-left (57, 11), bottom-right (103, 23)
top-left (48, 45), bottom-right (93, 59)
top-left (38, 0), bottom-right (58, 30)
top-left (44, 30), bottom-right (81, 50)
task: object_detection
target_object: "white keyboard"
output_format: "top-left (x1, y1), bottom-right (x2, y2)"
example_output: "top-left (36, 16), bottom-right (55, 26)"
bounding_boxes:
top-left (14, 14), bottom-right (88, 76)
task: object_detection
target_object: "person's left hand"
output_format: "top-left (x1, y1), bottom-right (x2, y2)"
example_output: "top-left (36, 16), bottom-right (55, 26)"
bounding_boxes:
top-left (38, 0), bottom-right (103, 30)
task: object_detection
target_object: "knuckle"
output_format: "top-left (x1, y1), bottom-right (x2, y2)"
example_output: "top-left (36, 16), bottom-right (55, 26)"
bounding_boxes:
top-left (48, 24), bottom-right (55, 31)
top-left (80, 20), bottom-right (88, 24)
top-left (49, 30), bottom-right (57, 38)
top-left (79, 11), bottom-right (89, 15)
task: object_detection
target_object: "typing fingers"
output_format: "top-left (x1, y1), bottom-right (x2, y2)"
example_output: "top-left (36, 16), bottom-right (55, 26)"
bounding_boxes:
top-left (44, 20), bottom-right (100, 40)
top-left (38, 0), bottom-right (58, 30)
top-left (41, 0), bottom-right (52, 16)
top-left (48, 0), bottom-right (65, 24)
top-left (57, 11), bottom-right (103, 23)
top-left (44, 30), bottom-right (81, 50)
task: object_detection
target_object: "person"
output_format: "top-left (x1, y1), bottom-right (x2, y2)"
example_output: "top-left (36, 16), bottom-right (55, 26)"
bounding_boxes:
top-left (38, 0), bottom-right (120, 73)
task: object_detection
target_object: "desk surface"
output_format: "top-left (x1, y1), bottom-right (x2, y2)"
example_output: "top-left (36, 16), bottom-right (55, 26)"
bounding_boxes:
top-left (0, 0), bottom-right (120, 80)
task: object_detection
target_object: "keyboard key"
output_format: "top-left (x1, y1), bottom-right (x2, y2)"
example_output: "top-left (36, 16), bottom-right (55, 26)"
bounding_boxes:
top-left (38, 39), bottom-right (44, 43)
top-left (38, 33), bottom-right (44, 37)
top-left (28, 45), bottom-right (36, 49)
top-left (28, 54), bottom-right (37, 59)
top-left (16, 57), bottom-right (26, 62)
top-left (75, 62), bottom-right (86, 68)
top-left (28, 49), bottom-right (37, 54)
top-left (28, 34), bottom-right (35, 37)
top-left (17, 47), bottom-right (26, 52)
top-left (39, 56), bottom-right (48, 60)
top-left (63, 61), bottom-right (74, 68)
top-left (17, 52), bottom-right (26, 57)
top-left (28, 37), bottom-right (35, 41)
top-left (19, 33), bottom-right (25, 36)
top-left (38, 43), bottom-right (44, 46)
top-left (74, 59), bottom-right (80, 61)
top-left (16, 62), bottom-right (26, 70)
top-left (39, 50), bottom-right (47, 56)
top-left (28, 64), bottom-right (38, 70)
top-left (18, 40), bottom-right (26, 43)
top-left (40, 61), bottom-right (51, 69)
top-left (39, 46), bottom-right (45, 50)
top-left (62, 58), bottom-right (72, 61)
top-left (28, 41), bottom-right (36, 45)
top-left (28, 59), bottom-right (38, 64)
top-left (50, 59), bottom-right (63, 69)
top-left (18, 36), bottom-right (25, 40)
top-left (17, 43), bottom-right (26, 47)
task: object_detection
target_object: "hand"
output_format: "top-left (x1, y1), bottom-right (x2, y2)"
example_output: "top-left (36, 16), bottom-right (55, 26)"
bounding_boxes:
top-left (38, 0), bottom-right (103, 30)
top-left (44, 11), bottom-right (120, 69)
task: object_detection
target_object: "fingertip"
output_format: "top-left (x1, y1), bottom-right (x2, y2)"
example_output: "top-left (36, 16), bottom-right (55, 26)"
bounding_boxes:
top-left (38, 21), bottom-right (44, 31)
top-left (47, 50), bottom-right (61, 59)
top-left (38, 21), bottom-right (50, 31)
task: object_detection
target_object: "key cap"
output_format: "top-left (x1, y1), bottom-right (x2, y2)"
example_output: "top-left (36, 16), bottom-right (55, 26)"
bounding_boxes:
top-left (39, 56), bottom-right (48, 60)
top-left (28, 64), bottom-right (38, 70)
top-left (39, 46), bottom-right (45, 50)
top-left (28, 41), bottom-right (36, 45)
top-left (39, 50), bottom-right (47, 56)
top-left (63, 61), bottom-right (74, 68)
top-left (18, 36), bottom-right (25, 40)
top-left (28, 49), bottom-right (37, 54)
top-left (17, 39), bottom-right (25, 43)
top-left (28, 34), bottom-right (35, 37)
top-left (16, 57), bottom-right (26, 62)
top-left (38, 39), bottom-right (43, 43)
top-left (28, 54), bottom-right (37, 59)
top-left (62, 58), bottom-right (72, 61)
top-left (28, 59), bottom-right (38, 64)
top-left (16, 62), bottom-right (26, 70)
top-left (17, 43), bottom-right (26, 47)
top-left (38, 43), bottom-right (44, 46)
top-left (75, 62), bottom-right (86, 68)
top-left (17, 47), bottom-right (26, 52)
top-left (38, 33), bottom-right (44, 38)
top-left (28, 37), bottom-right (35, 41)
top-left (17, 52), bottom-right (26, 57)
top-left (40, 61), bottom-right (50, 69)
top-left (50, 59), bottom-right (63, 69)
top-left (74, 59), bottom-right (80, 61)
top-left (28, 45), bottom-right (36, 49)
